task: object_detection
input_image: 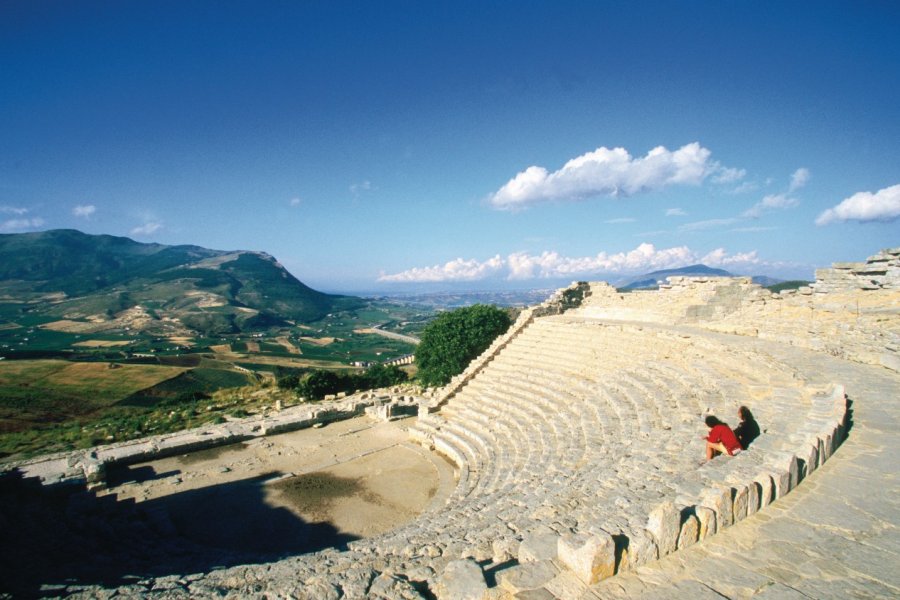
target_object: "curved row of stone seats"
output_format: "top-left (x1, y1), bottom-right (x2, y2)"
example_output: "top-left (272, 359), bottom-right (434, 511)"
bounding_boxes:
top-left (408, 314), bottom-right (847, 592)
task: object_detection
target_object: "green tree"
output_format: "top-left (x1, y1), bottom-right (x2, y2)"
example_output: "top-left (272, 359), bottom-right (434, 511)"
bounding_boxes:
top-left (415, 304), bottom-right (512, 387)
top-left (362, 363), bottom-right (407, 388)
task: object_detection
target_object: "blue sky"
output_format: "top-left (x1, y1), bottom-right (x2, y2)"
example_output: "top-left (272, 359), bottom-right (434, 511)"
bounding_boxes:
top-left (1, 2), bottom-right (898, 293)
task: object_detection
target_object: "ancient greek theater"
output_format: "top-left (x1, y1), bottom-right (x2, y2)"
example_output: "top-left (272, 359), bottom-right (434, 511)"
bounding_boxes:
top-left (3, 249), bottom-right (899, 599)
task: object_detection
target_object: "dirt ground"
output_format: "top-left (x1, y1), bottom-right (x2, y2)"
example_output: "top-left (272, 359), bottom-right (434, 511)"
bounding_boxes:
top-left (99, 416), bottom-right (455, 544)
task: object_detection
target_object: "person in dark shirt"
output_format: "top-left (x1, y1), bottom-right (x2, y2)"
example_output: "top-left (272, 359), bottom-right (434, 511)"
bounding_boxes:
top-left (703, 415), bottom-right (742, 460)
top-left (734, 405), bottom-right (760, 449)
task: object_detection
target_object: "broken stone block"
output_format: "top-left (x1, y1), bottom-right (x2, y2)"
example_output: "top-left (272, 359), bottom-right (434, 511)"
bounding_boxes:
top-left (557, 531), bottom-right (616, 584)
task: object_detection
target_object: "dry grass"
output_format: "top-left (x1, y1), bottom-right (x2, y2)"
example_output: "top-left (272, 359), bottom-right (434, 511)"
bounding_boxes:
top-left (300, 336), bottom-right (335, 346)
top-left (40, 319), bottom-right (95, 333)
top-left (44, 362), bottom-right (187, 390)
top-left (210, 344), bottom-right (232, 353)
top-left (245, 341), bottom-right (260, 352)
top-left (71, 340), bottom-right (132, 348)
top-left (274, 336), bottom-right (301, 354)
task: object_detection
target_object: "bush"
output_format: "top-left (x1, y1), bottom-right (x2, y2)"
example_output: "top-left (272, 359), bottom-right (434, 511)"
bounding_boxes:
top-left (295, 364), bottom-right (408, 400)
top-left (415, 304), bottom-right (512, 387)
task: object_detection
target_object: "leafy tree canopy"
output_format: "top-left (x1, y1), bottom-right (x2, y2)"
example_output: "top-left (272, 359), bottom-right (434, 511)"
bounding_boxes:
top-left (415, 304), bottom-right (513, 387)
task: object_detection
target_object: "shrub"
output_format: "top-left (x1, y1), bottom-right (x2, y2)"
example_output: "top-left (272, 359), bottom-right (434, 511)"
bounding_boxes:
top-left (415, 304), bottom-right (512, 387)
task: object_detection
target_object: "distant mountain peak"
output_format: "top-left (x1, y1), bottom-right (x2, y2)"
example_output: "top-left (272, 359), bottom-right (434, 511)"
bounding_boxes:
top-left (615, 264), bottom-right (734, 290)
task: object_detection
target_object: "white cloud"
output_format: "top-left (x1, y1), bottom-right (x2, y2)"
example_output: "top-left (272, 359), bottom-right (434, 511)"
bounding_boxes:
top-left (488, 142), bottom-right (716, 210)
top-left (130, 222), bottom-right (163, 236)
top-left (741, 193), bottom-right (799, 218)
top-left (0, 206), bottom-right (28, 215)
top-left (73, 204), bottom-right (96, 218)
top-left (789, 167), bottom-right (810, 192)
top-left (289, 197), bottom-right (302, 207)
top-left (816, 183), bottom-right (900, 226)
top-left (379, 243), bottom-right (762, 283)
top-left (665, 208), bottom-right (686, 217)
top-left (678, 218), bottom-right (739, 232)
top-left (700, 248), bottom-right (760, 267)
top-left (604, 217), bottom-right (636, 224)
top-left (378, 255), bottom-right (504, 282)
top-left (728, 180), bottom-right (759, 195)
top-left (0, 217), bottom-right (45, 232)
top-left (713, 167), bottom-right (746, 184)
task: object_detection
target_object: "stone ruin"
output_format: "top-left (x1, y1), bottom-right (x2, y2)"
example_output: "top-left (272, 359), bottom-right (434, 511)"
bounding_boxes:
top-left (1, 248), bottom-right (898, 598)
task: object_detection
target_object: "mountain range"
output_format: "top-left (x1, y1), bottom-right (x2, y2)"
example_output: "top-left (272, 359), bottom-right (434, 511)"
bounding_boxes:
top-left (614, 264), bottom-right (783, 290)
top-left (0, 230), bottom-right (361, 335)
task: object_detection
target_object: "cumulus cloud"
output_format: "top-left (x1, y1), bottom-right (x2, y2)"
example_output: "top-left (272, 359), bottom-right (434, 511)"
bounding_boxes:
top-left (741, 193), bottom-right (799, 218)
top-left (0, 217), bottom-right (45, 232)
top-left (713, 167), bottom-right (746, 184)
top-left (816, 183), bottom-right (900, 226)
top-left (378, 255), bottom-right (504, 282)
top-left (379, 243), bottom-right (761, 283)
top-left (728, 180), bottom-right (759, 195)
top-left (665, 208), bottom-right (686, 217)
top-left (700, 248), bottom-right (760, 267)
top-left (289, 197), bottom-right (302, 207)
top-left (73, 204), bottom-right (96, 218)
top-left (130, 222), bottom-right (163, 236)
top-left (488, 142), bottom-right (717, 210)
top-left (789, 167), bottom-right (810, 192)
top-left (741, 168), bottom-right (807, 218)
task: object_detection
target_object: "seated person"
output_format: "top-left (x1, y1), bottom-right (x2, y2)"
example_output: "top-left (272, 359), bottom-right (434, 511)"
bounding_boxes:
top-left (703, 415), bottom-right (742, 460)
top-left (734, 405), bottom-right (760, 449)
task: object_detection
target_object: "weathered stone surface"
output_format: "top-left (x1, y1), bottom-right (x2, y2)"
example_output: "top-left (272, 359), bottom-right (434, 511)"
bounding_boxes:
top-left (518, 532), bottom-right (560, 563)
top-left (434, 559), bottom-right (487, 600)
top-left (645, 502), bottom-right (680, 556)
top-left (677, 514), bottom-right (699, 550)
top-left (496, 560), bottom-right (557, 594)
top-left (557, 532), bottom-right (616, 584)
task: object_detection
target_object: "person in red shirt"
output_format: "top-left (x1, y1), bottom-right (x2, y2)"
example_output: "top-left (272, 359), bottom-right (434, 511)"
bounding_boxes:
top-left (703, 415), bottom-right (742, 460)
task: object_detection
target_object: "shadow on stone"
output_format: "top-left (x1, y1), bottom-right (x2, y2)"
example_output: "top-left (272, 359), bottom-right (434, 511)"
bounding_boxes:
top-left (105, 463), bottom-right (180, 486)
top-left (0, 468), bottom-right (359, 597)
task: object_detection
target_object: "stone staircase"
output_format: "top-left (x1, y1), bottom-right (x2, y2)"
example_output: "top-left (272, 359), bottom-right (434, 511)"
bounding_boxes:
top-left (406, 316), bottom-right (847, 594)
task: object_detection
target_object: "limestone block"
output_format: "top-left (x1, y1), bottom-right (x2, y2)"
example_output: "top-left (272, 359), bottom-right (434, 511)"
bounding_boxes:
top-left (755, 473), bottom-right (775, 508)
top-left (700, 487), bottom-right (733, 530)
top-left (618, 528), bottom-right (658, 572)
top-left (434, 559), bottom-right (487, 600)
top-left (730, 484), bottom-right (749, 523)
top-left (557, 531), bottom-right (616, 584)
top-left (518, 532), bottom-right (560, 563)
top-left (496, 560), bottom-right (557, 594)
top-left (767, 452), bottom-right (799, 492)
top-left (694, 506), bottom-right (716, 540)
top-left (645, 501), bottom-right (680, 556)
top-left (677, 513), bottom-right (699, 550)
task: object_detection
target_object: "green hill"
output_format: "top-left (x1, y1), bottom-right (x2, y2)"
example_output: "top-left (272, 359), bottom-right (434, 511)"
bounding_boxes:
top-left (0, 230), bottom-right (361, 335)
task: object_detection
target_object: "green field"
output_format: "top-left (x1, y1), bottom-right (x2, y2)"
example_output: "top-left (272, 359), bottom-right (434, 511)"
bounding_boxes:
top-left (0, 298), bottom-right (435, 460)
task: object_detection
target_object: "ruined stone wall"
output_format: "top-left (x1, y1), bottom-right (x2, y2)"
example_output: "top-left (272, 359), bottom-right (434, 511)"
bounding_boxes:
top-left (576, 248), bottom-right (900, 373)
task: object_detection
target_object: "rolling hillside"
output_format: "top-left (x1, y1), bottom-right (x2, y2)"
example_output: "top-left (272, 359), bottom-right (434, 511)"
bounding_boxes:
top-left (0, 230), bottom-right (361, 335)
